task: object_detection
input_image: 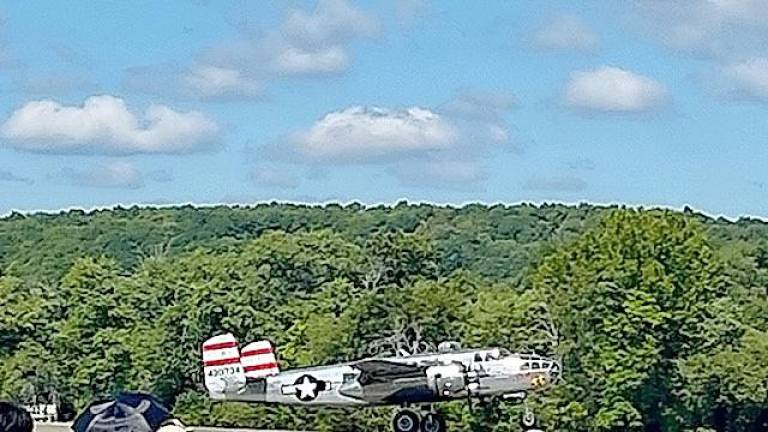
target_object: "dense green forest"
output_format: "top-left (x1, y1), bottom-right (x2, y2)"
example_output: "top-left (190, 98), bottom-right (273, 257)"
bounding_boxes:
top-left (1, 202), bottom-right (768, 431)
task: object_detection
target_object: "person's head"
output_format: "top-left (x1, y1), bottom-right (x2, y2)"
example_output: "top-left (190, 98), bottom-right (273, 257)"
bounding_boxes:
top-left (0, 401), bottom-right (33, 432)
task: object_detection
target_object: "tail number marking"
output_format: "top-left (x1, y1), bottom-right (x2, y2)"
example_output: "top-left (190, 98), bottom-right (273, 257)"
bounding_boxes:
top-left (207, 366), bottom-right (242, 377)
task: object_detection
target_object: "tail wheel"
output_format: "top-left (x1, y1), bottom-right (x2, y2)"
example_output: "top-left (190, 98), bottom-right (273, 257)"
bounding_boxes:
top-left (420, 412), bottom-right (446, 432)
top-left (393, 409), bottom-right (420, 432)
top-left (521, 408), bottom-right (536, 427)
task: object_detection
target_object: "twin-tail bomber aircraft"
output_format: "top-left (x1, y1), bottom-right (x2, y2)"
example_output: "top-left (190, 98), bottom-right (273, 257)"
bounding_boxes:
top-left (201, 333), bottom-right (561, 432)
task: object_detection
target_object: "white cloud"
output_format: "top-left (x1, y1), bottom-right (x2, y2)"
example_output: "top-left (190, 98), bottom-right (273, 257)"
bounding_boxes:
top-left (286, 106), bottom-right (459, 163)
top-left (1, 95), bottom-right (219, 155)
top-left (268, 92), bottom-right (517, 189)
top-left (532, 15), bottom-right (598, 51)
top-left (719, 57), bottom-right (768, 100)
top-left (270, 91), bottom-right (515, 164)
top-left (63, 161), bottom-right (144, 189)
top-left (525, 175), bottom-right (587, 193)
top-left (280, 91), bottom-right (517, 165)
top-left (281, 0), bottom-right (378, 48)
top-left (564, 66), bottom-right (668, 113)
top-left (182, 66), bottom-right (262, 100)
top-left (126, 0), bottom-right (378, 99)
top-left (272, 46), bottom-right (349, 75)
top-left (125, 65), bottom-right (261, 102)
top-left (635, 0), bottom-right (768, 58)
top-left (242, 0), bottom-right (378, 78)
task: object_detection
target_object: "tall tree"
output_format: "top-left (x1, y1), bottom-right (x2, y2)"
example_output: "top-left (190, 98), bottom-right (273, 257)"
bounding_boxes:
top-left (531, 209), bottom-right (739, 431)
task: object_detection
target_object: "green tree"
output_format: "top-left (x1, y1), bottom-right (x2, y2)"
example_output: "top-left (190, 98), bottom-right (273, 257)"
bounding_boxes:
top-left (531, 209), bottom-right (739, 431)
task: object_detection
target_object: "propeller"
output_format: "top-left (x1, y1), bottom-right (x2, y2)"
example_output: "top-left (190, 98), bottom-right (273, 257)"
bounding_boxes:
top-left (467, 391), bottom-right (474, 414)
top-left (464, 362), bottom-right (482, 414)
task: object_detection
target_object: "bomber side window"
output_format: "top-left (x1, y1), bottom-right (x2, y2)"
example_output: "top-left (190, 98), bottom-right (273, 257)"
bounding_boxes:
top-left (542, 362), bottom-right (550, 369)
top-left (474, 353), bottom-right (483, 362)
top-left (521, 362), bottom-right (530, 371)
top-left (531, 362), bottom-right (540, 370)
top-left (343, 373), bottom-right (357, 383)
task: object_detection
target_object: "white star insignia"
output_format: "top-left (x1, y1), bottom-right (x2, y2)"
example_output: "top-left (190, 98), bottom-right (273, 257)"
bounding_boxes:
top-left (296, 376), bottom-right (319, 399)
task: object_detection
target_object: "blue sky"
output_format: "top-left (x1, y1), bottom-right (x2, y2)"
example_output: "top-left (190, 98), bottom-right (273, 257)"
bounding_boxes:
top-left (1, 0), bottom-right (768, 217)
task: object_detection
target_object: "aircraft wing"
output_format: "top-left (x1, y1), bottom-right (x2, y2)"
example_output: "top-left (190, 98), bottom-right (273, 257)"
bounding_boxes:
top-left (353, 360), bottom-right (426, 385)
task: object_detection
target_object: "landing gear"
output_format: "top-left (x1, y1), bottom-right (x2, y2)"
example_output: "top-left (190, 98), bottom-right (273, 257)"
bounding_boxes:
top-left (393, 409), bottom-right (420, 432)
top-left (420, 412), bottom-right (446, 432)
top-left (520, 405), bottom-right (542, 431)
top-left (392, 409), bottom-right (447, 432)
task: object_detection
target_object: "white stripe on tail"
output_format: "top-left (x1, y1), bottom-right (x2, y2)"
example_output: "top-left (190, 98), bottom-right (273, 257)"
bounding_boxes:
top-left (241, 340), bottom-right (280, 379)
top-left (202, 333), bottom-right (246, 396)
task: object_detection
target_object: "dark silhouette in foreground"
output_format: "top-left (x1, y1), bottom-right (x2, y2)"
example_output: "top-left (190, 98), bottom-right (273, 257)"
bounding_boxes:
top-left (0, 401), bottom-right (33, 432)
top-left (72, 392), bottom-right (170, 432)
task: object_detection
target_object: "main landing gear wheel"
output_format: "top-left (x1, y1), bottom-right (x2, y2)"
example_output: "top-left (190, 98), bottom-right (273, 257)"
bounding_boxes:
top-left (521, 406), bottom-right (537, 429)
top-left (393, 409), bottom-right (420, 432)
top-left (420, 412), bottom-right (446, 432)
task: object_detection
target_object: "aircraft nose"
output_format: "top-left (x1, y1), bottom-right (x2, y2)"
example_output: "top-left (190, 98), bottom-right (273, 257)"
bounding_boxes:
top-left (549, 360), bottom-right (561, 382)
top-left (530, 359), bottom-right (561, 390)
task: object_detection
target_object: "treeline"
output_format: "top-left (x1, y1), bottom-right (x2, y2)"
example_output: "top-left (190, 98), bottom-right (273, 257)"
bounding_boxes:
top-left (1, 202), bottom-right (767, 431)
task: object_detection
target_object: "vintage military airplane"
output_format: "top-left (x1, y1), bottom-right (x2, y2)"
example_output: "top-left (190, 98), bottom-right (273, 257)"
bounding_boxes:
top-left (201, 333), bottom-right (560, 432)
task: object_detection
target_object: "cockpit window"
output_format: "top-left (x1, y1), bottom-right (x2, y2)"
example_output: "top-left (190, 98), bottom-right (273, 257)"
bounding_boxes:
top-left (474, 353), bottom-right (483, 362)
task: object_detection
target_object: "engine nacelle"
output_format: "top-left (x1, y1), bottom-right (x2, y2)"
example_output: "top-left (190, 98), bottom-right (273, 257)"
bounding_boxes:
top-left (437, 341), bottom-right (462, 353)
top-left (426, 363), bottom-right (466, 397)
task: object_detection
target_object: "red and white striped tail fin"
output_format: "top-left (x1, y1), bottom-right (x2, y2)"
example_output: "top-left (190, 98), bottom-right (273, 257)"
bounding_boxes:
top-left (202, 333), bottom-right (246, 395)
top-left (241, 340), bottom-right (280, 379)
